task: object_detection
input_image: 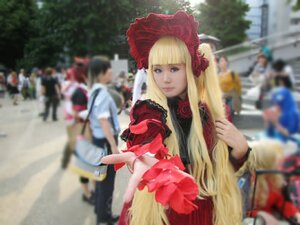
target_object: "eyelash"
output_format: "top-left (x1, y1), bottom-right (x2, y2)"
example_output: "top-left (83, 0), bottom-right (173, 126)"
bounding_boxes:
top-left (153, 67), bottom-right (179, 73)
top-left (153, 68), bottom-right (162, 73)
top-left (170, 67), bottom-right (179, 72)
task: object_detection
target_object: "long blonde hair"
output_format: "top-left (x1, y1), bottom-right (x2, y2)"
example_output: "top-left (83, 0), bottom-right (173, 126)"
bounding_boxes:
top-left (129, 37), bottom-right (242, 225)
top-left (237, 140), bottom-right (284, 208)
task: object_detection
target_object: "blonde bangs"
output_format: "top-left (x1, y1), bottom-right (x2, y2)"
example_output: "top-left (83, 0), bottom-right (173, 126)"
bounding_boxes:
top-left (149, 36), bottom-right (189, 66)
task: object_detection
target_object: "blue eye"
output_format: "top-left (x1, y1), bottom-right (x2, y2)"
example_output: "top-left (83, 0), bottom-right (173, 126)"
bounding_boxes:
top-left (153, 68), bottom-right (162, 73)
top-left (170, 67), bottom-right (179, 72)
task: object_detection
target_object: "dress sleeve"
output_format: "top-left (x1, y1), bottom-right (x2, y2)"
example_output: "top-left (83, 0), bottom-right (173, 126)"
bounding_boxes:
top-left (229, 146), bottom-right (251, 171)
top-left (118, 99), bottom-right (199, 214)
top-left (120, 99), bottom-right (171, 157)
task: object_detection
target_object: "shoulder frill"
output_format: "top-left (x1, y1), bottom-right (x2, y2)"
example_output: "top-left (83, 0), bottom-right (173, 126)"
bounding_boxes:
top-left (120, 99), bottom-right (171, 152)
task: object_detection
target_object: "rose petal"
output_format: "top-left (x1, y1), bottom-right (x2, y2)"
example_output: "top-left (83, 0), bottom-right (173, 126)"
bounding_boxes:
top-left (155, 183), bottom-right (177, 205)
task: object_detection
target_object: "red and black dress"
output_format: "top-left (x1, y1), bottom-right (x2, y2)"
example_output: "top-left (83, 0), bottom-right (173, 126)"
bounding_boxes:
top-left (117, 98), bottom-right (247, 225)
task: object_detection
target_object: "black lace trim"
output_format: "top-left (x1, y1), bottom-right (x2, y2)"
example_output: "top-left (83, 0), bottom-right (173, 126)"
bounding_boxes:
top-left (120, 99), bottom-right (170, 142)
top-left (132, 99), bottom-right (168, 124)
top-left (199, 103), bottom-right (209, 125)
top-left (120, 129), bottom-right (129, 142)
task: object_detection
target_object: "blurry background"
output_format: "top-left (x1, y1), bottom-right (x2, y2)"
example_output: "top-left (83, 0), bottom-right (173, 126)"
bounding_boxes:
top-left (1, 0), bottom-right (300, 225)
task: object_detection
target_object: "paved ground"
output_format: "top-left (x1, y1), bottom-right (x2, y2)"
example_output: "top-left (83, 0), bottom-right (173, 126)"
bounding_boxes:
top-left (0, 96), bottom-right (263, 225)
top-left (0, 97), bottom-right (130, 225)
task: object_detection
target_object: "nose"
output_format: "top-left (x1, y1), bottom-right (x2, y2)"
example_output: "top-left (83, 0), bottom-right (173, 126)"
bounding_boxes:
top-left (163, 71), bottom-right (171, 83)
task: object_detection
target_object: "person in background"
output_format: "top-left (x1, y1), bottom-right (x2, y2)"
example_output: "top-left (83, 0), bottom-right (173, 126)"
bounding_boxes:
top-left (41, 67), bottom-right (60, 121)
top-left (272, 59), bottom-right (295, 89)
top-left (218, 55), bottom-right (242, 117)
top-left (0, 72), bottom-right (5, 107)
top-left (29, 69), bottom-right (37, 99)
top-left (249, 52), bottom-right (272, 109)
top-left (237, 140), bottom-right (300, 225)
top-left (0, 72), bottom-right (7, 136)
top-left (18, 69), bottom-right (30, 100)
top-left (8, 71), bottom-right (19, 106)
top-left (35, 69), bottom-right (45, 116)
top-left (132, 68), bottom-right (147, 105)
top-left (263, 87), bottom-right (299, 142)
top-left (61, 58), bottom-right (96, 205)
top-left (88, 56), bottom-right (121, 225)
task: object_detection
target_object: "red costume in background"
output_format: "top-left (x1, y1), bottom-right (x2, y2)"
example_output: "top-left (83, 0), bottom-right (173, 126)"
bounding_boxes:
top-left (250, 185), bottom-right (300, 220)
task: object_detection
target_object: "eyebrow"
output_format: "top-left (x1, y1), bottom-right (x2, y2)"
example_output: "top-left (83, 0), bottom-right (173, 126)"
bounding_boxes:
top-left (152, 64), bottom-right (183, 67)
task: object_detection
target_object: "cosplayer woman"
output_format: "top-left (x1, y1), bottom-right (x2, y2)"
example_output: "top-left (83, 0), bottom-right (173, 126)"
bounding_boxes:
top-left (103, 11), bottom-right (250, 225)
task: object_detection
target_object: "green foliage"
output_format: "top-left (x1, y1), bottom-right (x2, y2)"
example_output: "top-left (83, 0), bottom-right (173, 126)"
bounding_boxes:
top-left (21, 0), bottom-right (137, 68)
top-left (290, 0), bottom-right (300, 10)
top-left (1, 0), bottom-right (192, 69)
top-left (0, 0), bottom-right (37, 69)
top-left (196, 0), bottom-right (250, 47)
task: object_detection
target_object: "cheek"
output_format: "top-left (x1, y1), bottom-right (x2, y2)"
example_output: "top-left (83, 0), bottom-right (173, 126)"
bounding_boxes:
top-left (153, 74), bottom-right (163, 87)
top-left (178, 73), bottom-right (187, 90)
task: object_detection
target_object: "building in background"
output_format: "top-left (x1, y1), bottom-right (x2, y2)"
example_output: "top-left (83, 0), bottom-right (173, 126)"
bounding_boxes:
top-left (243, 0), bottom-right (299, 40)
top-left (244, 0), bottom-right (262, 40)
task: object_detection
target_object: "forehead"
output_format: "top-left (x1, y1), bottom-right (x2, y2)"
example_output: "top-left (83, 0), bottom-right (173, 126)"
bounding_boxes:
top-left (149, 37), bottom-right (188, 66)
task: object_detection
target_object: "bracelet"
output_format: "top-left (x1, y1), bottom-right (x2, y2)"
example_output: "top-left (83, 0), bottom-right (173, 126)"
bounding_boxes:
top-left (126, 163), bottom-right (134, 174)
top-left (126, 158), bottom-right (137, 174)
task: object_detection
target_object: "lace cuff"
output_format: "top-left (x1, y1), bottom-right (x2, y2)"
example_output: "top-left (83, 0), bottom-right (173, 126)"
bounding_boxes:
top-left (229, 146), bottom-right (252, 171)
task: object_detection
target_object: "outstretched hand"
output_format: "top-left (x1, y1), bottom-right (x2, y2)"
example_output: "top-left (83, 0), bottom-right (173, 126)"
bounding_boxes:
top-left (101, 153), bottom-right (158, 202)
top-left (215, 118), bottom-right (248, 159)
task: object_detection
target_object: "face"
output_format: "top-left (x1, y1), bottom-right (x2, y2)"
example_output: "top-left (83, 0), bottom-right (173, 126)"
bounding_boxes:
top-left (152, 64), bottom-right (187, 99)
top-left (258, 56), bottom-right (267, 66)
top-left (99, 68), bottom-right (112, 84)
top-left (219, 57), bottom-right (228, 71)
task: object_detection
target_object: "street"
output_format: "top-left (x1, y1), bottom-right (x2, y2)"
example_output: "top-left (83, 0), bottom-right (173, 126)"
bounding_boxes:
top-left (0, 97), bottom-right (130, 225)
top-left (0, 97), bottom-right (261, 225)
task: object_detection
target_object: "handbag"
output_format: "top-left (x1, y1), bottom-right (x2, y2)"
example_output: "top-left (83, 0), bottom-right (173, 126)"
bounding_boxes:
top-left (70, 88), bottom-right (115, 181)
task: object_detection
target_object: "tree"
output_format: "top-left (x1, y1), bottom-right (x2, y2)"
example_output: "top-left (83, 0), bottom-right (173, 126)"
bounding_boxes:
top-left (0, 0), bottom-right (37, 69)
top-left (130, 0), bottom-right (191, 16)
top-left (21, 0), bottom-right (137, 68)
top-left (289, 0), bottom-right (300, 11)
top-left (22, 0), bottom-right (192, 69)
top-left (196, 0), bottom-right (250, 47)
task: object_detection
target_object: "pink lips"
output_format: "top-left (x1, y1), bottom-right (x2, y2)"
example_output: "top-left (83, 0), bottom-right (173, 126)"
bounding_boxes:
top-left (162, 87), bottom-right (174, 92)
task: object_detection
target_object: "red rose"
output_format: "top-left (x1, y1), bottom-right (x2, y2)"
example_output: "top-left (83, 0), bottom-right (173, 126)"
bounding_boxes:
top-left (177, 99), bottom-right (192, 119)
